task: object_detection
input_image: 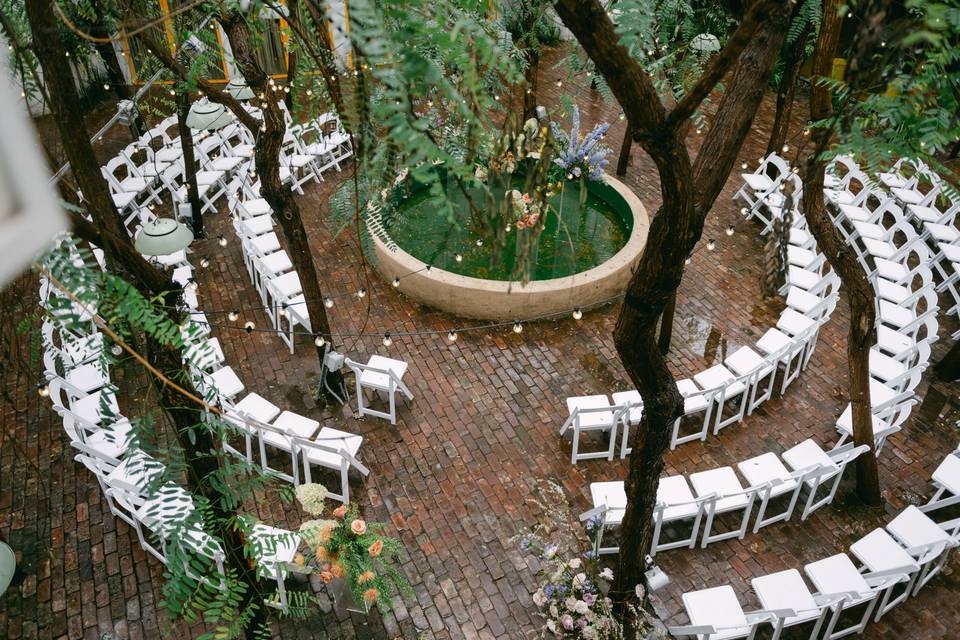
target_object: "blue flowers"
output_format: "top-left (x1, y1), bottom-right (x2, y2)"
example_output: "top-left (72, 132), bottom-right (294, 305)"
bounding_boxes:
top-left (550, 106), bottom-right (612, 183)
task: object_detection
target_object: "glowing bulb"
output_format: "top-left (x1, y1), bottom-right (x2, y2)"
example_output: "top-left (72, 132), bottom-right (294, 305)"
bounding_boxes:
top-left (619, 113), bottom-right (625, 121)
top-left (38, 384), bottom-right (49, 397)
top-left (782, 144), bottom-right (789, 153)
top-left (314, 335), bottom-right (325, 347)
top-left (228, 310), bottom-right (239, 322)
top-left (392, 277), bottom-right (400, 287)
top-left (447, 330), bottom-right (458, 342)
top-left (476, 239), bottom-right (483, 247)
top-left (505, 224), bottom-right (512, 233)
top-left (111, 344), bottom-right (123, 356)
top-left (726, 224), bottom-right (735, 236)
top-left (357, 288), bottom-right (366, 298)
top-left (455, 253), bottom-right (463, 263)
top-left (803, 129), bottom-right (810, 136)
top-left (707, 239), bottom-right (716, 250)
top-left (244, 321), bottom-right (256, 332)
top-left (513, 321), bottom-right (523, 334)
top-left (696, 129), bottom-right (702, 134)
top-left (187, 280), bottom-right (199, 292)
top-left (684, 255), bottom-right (692, 265)
top-left (741, 162), bottom-right (748, 169)
top-left (218, 235), bottom-right (228, 247)
top-left (382, 332), bottom-right (392, 347)
top-left (103, 84), bottom-right (110, 91)
top-left (306, 90), bottom-right (313, 96)
top-left (572, 307), bottom-right (583, 320)
top-left (199, 256), bottom-right (210, 268)
top-left (324, 297), bottom-right (334, 308)
top-left (556, 80), bottom-right (563, 88)
top-left (740, 207), bottom-right (748, 216)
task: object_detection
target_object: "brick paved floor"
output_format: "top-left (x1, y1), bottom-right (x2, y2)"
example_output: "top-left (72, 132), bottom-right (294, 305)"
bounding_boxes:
top-left (2, 47), bottom-right (959, 639)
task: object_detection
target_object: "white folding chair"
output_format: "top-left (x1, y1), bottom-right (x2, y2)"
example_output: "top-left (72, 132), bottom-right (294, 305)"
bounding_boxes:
top-left (345, 355), bottom-right (414, 425)
top-left (559, 394), bottom-right (624, 463)
top-left (292, 427), bottom-right (368, 504)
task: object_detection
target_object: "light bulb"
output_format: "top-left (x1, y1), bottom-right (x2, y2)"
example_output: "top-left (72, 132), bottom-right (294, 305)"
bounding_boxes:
top-left (447, 330), bottom-right (458, 342)
top-left (782, 144), bottom-right (789, 153)
top-left (726, 224), bottom-right (735, 236)
top-left (572, 307), bottom-right (583, 320)
top-left (392, 277), bottom-right (400, 287)
top-left (505, 224), bottom-right (512, 233)
top-left (244, 321), bottom-right (255, 332)
top-left (556, 80), bottom-right (563, 87)
top-left (358, 288), bottom-right (366, 298)
top-left (306, 89), bottom-right (313, 96)
top-left (696, 129), bottom-right (702, 135)
top-left (707, 239), bottom-right (716, 250)
top-left (324, 297), bottom-right (334, 308)
top-left (803, 129), bottom-right (810, 136)
top-left (38, 384), bottom-right (49, 397)
top-left (684, 255), bottom-right (692, 265)
top-left (455, 253), bottom-right (463, 263)
top-left (741, 162), bottom-right (748, 169)
top-left (740, 207), bottom-right (748, 216)
top-left (314, 335), bottom-right (325, 347)
top-left (513, 321), bottom-right (523, 334)
top-left (199, 257), bottom-right (210, 268)
top-left (187, 280), bottom-right (198, 292)
top-left (103, 84), bottom-right (110, 91)
top-left (228, 310), bottom-right (240, 322)
top-left (476, 239), bottom-right (483, 247)
top-left (218, 235), bottom-right (228, 247)
top-left (111, 344), bottom-right (123, 356)
top-left (382, 332), bottom-right (392, 347)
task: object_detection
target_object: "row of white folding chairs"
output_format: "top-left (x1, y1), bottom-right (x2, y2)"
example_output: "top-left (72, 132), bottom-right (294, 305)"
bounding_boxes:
top-left (581, 440), bottom-right (868, 559)
top-left (667, 484), bottom-right (960, 639)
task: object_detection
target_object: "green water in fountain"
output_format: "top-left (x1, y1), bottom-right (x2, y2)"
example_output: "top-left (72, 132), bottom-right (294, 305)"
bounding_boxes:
top-left (385, 180), bottom-right (632, 281)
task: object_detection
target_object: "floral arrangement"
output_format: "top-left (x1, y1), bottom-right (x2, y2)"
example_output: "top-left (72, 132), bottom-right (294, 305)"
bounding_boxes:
top-left (506, 189), bottom-right (545, 229)
top-left (293, 484), bottom-right (411, 611)
top-left (521, 537), bottom-right (623, 639)
top-left (549, 106), bottom-right (611, 182)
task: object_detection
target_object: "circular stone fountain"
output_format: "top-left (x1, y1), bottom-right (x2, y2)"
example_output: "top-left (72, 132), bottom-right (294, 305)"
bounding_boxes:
top-left (369, 175), bottom-right (649, 320)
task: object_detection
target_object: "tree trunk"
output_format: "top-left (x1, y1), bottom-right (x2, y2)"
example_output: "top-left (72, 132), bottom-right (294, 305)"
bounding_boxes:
top-left (554, 0), bottom-right (789, 594)
top-left (284, 0), bottom-right (300, 112)
top-left (90, 0), bottom-right (145, 135)
top-left (27, 1), bottom-right (270, 633)
top-left (934, 340), bottom-right (960, 381)
top-left (219, 13), bottom-right (337, 377)
top-left (799, 0), bottom-right (882, 505)
top-left (522, 45), bottom-right (540, 122)
top-left (766, 22), bottom-right (810, 155)
top-left (616, 123), bottom-right (632, 177)
top-left (657, 291), bottom-right (676, 354)
top-left (176, 89), bottom-right (205, 238)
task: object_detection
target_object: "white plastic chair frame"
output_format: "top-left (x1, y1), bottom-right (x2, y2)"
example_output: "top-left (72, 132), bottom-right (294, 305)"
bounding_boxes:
top-left (291, 435), bottom-right (369, 504)
top-left (345, 358), bottom-right (414, 425)
top-left (559, 403), bottom-right (627, 463)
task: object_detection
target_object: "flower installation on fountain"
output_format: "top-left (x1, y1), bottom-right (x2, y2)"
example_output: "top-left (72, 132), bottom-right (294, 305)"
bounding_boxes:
top-left (294, 484), bottom-right (411, 611)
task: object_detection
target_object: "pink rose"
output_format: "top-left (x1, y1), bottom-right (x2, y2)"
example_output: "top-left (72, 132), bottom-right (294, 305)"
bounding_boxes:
top-left (332, 505), bottom-right (347, 518)
top-left (350, 519), bottom-right (367, 535)
top-left (368, 539), bottom-right (384, 557)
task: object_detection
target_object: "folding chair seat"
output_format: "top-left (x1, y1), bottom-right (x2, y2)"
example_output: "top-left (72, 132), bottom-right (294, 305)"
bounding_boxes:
top-left (670, 585), bottom-right (781, 640)
top-left (694, 365), bottom-right (749, 433)
top-left (689, 466), bottom-right (756, 547)
top-left (752, 569), bottom-right (832, 640)
top-left (239, 198), bottom-right (272, 218)
top-left (886, 505), bottom-right (960, 596)
top-left (850, 528), bottom-right (922, 621)
top-left (237, 214), bottom-right (274, 238)
top-left (197, 365), bottom-right (245, 405)
top-left (581, 480), bottom-right (627, 555)
top-left (787, 266), bottom-right (822, 291)
top-left (724, 346), bottom-right (776, 414)
top-left (257, 410), bottom-right (320, 482)
top-left (921, 449), bottom-right (960, 512)
top-left (611, 389), bottom-right (642, 458)
top-left (834, 409), bottom-right (900, 454)
top-left (782, 440), bottom-right (869, 519)
top-left (737, 452), bottom-right (806, 532)
top-left (292, 427), bottom-right (367, 503)
top-left (804, 554), bottom-right (903, 640)
top-left (890, 185), bottom-right (938, 207)
top-left (559, 394), bottom-right (623, 463)
top-left (279, 297), bottom-right (312, 353)
top-left (909, 202), bottom-right (958, 225)
top-left (266, 271), bottom-right (303, 330)
top-left (346, 355), bottom-right (414, 425)
top-left (223, 392), bottom-right (282, 461)
top-left (251, 251), bottom-right (293, 306)
top-left (651, 475), bottom-right (708, 555)
top-left (671, 378), bottom-right (715, 448)
top-left (248, 523), bottom-right (302, 610)
top-left (183, 337), bottom-right (226, 371)
top-left (104, 449), bottom-right (165, 495)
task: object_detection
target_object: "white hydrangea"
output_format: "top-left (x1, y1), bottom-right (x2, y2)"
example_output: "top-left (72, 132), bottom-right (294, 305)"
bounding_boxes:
top-left (295, 483), bottom-right (328, 516)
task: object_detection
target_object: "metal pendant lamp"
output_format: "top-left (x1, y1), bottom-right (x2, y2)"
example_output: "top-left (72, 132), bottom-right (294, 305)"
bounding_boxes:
top-left (134, 218), bottom-right (195, 256)
top-left (225, 78), bottom-right (255, 101)
top-left (185, 101), bottom-right (233, 131)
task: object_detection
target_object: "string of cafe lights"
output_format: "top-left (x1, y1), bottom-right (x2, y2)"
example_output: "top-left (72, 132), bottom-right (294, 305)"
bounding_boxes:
top-left (176, 195), bottom-right (757, 348)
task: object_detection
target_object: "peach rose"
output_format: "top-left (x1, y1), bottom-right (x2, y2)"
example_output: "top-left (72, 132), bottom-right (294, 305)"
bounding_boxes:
top-left (350, 519), bottom-right (367, 535)
top-left (363, 588), bottom-right (379, 605)
top-left (320, 571), bottom-right (334, 584)
top-left (332, 505), bottom-right (348, 518)
top-left (368, 539), bottom-right (384, 557)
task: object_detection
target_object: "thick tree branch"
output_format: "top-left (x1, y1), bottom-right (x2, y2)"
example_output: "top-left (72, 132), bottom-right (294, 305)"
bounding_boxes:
top-left (135, 29), bottom-right (260, 132)
top-left (553, 0), bottom-right (667, 143)
top-left (665, 0), bottom-right (783, 129)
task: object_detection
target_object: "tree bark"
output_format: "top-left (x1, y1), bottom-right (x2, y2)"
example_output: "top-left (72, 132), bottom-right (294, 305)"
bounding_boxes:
top-left (218, 12), bottom-right (337, 375)
top-left (284, 0), bottom-right (300, 112)
top-left (28, 2), bottom-right (270, 633)
top-left (175, 89), bottom-right (205, 238)
top-left (766, 22), bottom-right (810, 155)
top-left (657, 291), bottom-right (676, 354)
top-left (616, 123), bottom-right (632, 177)
top-left (554, 0), bottom-right (790, 594)
top-left (798, 0), bottom-right (882, 506)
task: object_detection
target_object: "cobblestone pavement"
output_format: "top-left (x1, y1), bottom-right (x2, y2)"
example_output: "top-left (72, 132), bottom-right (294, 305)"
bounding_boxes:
top-left (2, 48), bottom-right (959, 639)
